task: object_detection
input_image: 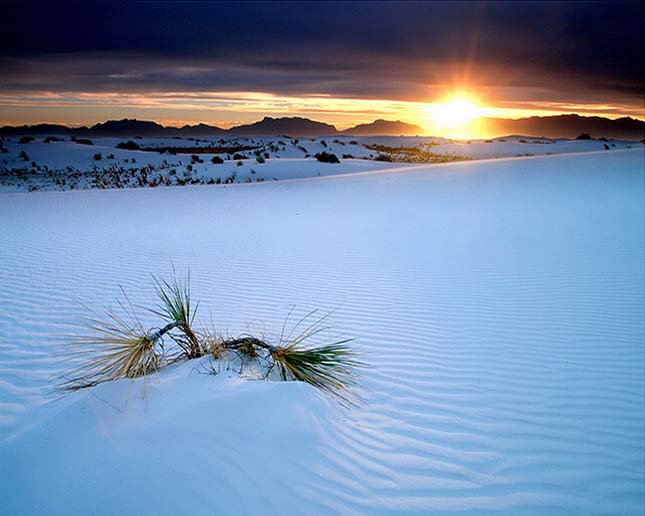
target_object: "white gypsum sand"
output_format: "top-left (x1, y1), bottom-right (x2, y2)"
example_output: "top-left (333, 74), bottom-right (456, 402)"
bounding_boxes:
top-left (0, 149), bottom-right (643, 515)
top-left (0, 134), bottom-right (641, 192)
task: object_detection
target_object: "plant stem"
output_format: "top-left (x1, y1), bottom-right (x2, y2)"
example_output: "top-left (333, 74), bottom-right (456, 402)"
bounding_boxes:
top-left (223, 337), bottom-right (274, 351)
top-left (148, 321), bottom-right (181, 343)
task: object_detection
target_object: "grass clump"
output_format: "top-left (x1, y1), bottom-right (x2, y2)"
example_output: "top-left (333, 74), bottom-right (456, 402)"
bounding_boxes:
top-left (61, 297), bottom-right (161, 391)
top-left (61, 271), bottom-right (361, 403)
top-left (150, 270), bottom-right (202, 359)
top-left (315, 151), bottom-right (340, 163)
top-left (270, 341), bottom-right (359, 404)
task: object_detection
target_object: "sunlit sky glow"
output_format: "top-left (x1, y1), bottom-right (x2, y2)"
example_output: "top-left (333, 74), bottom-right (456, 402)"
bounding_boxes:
top-left (1, 1), bottom-right (643, 137)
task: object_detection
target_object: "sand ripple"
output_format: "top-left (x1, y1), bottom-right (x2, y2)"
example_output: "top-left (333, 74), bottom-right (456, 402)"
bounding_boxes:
top-left (0, 150), bottom-right (643, 514)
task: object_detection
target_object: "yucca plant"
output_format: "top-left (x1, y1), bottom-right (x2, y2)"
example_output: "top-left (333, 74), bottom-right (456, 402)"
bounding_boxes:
top-left (150, 270), bottom-right (203, 358)
top-left (221, 310), bottom-right (362, 404)
top-left (270, 309), bottom-right (361, 404)
top-left (60, 300), bottom-right (162, 391)
top-left (61, 273), bottom-right (362, 404)
top-left (269, 340), bottom-right (360, 404)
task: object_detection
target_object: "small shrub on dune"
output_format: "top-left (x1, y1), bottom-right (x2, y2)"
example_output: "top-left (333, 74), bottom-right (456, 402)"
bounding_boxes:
top-left (374, 153), bottom-right (393, 162)
top-left (575, 133), bottom-right (592, 140)
top-left (116, 140), bottom-right (141, 151)
top-left (256, 156), bottom-right (266, 164)
top-left (72, 137), bottom-right (94, 145)
top-left (93, 153), bottom-right (102, 161)
top-left (60, 271), bottom-right (361, 404)
top-left (19, 136), bottom-right (35, 144)
top-left (315, 151), bottom-right (340, 164)
top-left (211, 156), bottom-right (224, 164)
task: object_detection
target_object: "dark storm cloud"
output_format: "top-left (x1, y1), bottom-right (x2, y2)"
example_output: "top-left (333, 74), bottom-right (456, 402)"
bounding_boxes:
top-left (0, 0), bottom-right (643, 102)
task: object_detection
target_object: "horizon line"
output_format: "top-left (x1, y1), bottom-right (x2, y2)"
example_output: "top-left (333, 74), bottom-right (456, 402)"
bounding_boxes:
top-left (2, 112), bottom-right (644, 130)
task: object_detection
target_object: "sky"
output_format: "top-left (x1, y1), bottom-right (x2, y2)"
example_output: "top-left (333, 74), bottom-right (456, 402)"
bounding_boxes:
top-left (1, 0), bottom-right (643, 134)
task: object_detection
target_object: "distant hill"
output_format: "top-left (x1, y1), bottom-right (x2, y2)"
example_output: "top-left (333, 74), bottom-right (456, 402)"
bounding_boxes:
top-left (341, 119), bottom-right (422, 136)
top-left (478, 114), bottom-right (645, 140)
top-left (0, 123), bottom-right (72, 136)
top-left (79, 119), bottom-right (168, 137)
top-left (0, 119), bottom-right (227, 138)
top-left (228, 116), bottom-right (338, 136)
top-left (175, 123), bottom-right (227, 137)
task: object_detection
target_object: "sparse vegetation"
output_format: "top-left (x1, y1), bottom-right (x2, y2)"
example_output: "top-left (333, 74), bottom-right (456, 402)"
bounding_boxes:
top-left (211, 156), bottom-right (224, 164)
top-left (19, 136), bottom-right (35, 144)
top-left (60, 272), bottom-right (361, 403)
top-left (93, 153), bottom-right (102, 161)
top-left (365, 144), bottom-right (468, 164)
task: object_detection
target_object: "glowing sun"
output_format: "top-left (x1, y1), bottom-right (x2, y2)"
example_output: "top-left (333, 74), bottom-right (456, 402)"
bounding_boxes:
top-left (431, 97), bottom-right (482, 128)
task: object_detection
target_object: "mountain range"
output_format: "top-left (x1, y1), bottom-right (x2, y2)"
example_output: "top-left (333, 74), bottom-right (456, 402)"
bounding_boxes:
top-left (474, 114), bottom-right (644, 140)
top-left (0, 114), bottom-right (642, 140)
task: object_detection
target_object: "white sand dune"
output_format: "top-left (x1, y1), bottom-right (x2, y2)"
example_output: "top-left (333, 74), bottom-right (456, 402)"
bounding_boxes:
top-left (1, 135), bottom-right (641, 192)
top-left (0, 149), bottom-right (643, 515)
